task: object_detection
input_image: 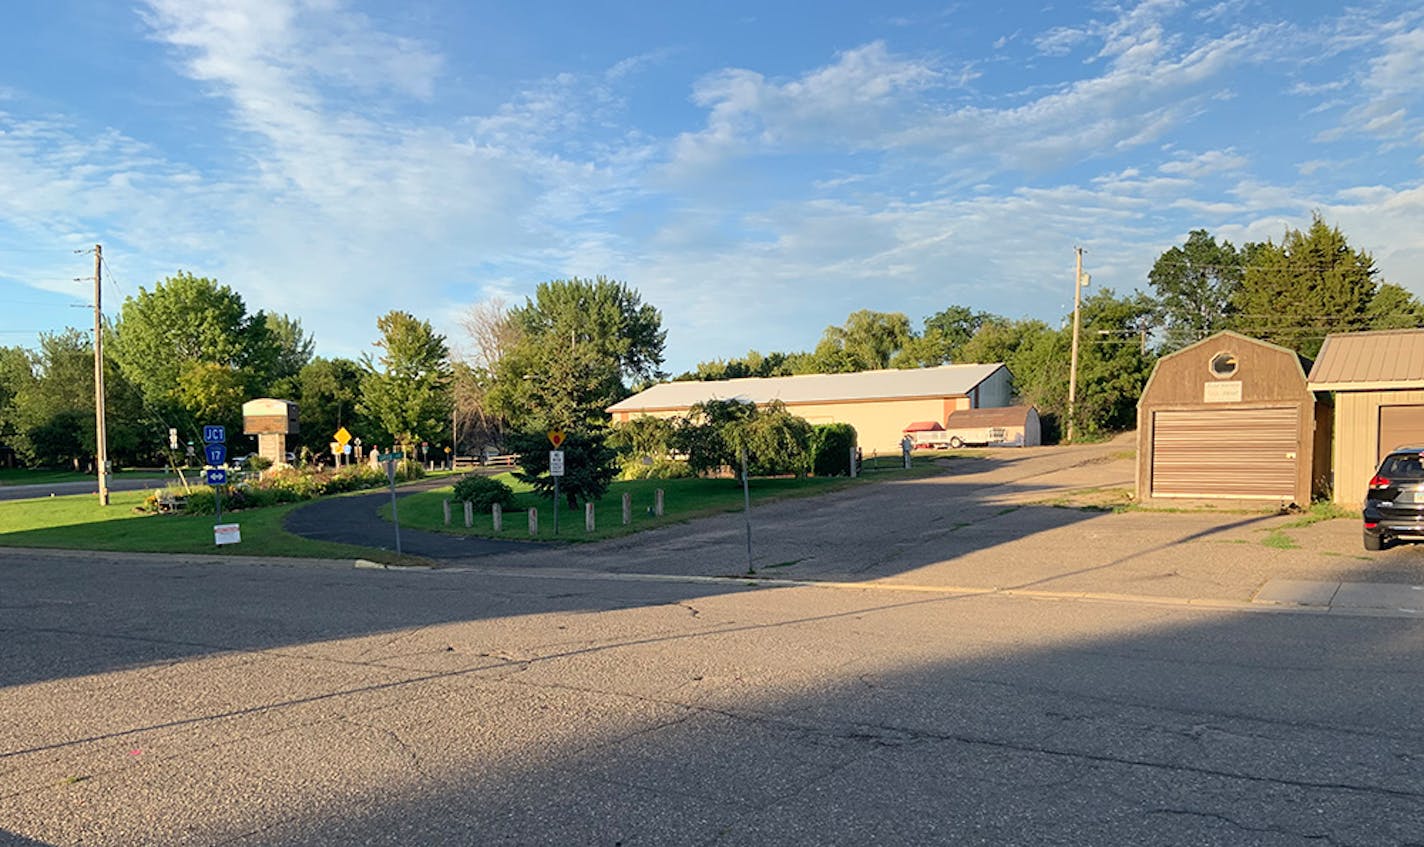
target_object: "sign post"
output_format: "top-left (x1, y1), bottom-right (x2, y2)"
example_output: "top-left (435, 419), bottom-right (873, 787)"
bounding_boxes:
top-left (549, 449), bottom-right (565, 535)
top-left (334, 427), bottom-right (352, 467)
top-left (741, 448), bottom-right (754, 575)
top-left (379, 451), bottom-right (404, 555)
top-left (203, 425), bottom-right (239, 545)
top-left (547, 430), bottom-right (567, 536)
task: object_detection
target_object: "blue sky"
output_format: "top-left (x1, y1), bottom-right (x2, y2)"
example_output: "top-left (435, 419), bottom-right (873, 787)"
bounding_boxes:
top-left (2, 0), bottom-right (1422, 373)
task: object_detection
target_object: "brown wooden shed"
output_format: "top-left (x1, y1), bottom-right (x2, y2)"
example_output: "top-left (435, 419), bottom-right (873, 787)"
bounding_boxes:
top-left (1136, 331), bottom-right (1330, 506)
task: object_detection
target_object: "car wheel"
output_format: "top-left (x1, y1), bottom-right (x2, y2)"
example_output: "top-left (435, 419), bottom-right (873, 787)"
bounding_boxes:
top-left (949, 436), bottom-right (963, 449)
top-left (1364, 530), bottom-right (1384, 551)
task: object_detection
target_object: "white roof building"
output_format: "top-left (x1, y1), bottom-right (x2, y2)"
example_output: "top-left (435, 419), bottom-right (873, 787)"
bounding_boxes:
top-left (609, 363), bottom-right (1013, 453)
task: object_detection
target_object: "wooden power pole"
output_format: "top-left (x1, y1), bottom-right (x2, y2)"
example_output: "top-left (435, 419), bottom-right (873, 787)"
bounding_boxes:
top-left (93, 244), bottom-right (110, 505)
top-left (1066, 246), bottom-right (1088, 443)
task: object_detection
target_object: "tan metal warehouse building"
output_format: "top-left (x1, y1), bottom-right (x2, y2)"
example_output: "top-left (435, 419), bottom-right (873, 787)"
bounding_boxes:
top-left (1136, 331), bottom-right (1329, 506)
top-left (607, 364), bottom-right (1012, 453)
top-left (1308, 329), bottom-right (1424, 507)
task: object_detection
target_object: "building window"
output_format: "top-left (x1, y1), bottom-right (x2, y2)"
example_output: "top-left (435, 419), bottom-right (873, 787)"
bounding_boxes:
top-left (1209, 351), bottom-right (1239, 379)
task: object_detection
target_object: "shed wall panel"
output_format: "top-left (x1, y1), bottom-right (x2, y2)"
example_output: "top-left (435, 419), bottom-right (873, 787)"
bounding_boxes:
top-left (1333, 390), bottom-right (1424, 505)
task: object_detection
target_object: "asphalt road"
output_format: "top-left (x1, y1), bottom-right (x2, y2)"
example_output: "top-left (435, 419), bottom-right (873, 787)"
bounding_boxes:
top-left (283, 477), bottom-right (539, 559)
top-left (4, 547), bottom-right (1424, 845)
top-left (0, 477), bottom-right (163, 503)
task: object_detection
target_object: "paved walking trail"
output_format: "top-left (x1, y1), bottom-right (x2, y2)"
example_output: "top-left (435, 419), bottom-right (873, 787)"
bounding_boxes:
top-left (283, 476), bottom-right (538, 559)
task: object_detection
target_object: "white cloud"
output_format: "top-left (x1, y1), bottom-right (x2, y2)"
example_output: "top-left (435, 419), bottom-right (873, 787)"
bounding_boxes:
top-left (671, 5), bottom-right (1260, 181)
top-left (1033, 26), bottom-right (1092, 56)
top-left (1158, 148), bottom-right (1248, 177)
top-left (669, 40), bottom-right (943, 175)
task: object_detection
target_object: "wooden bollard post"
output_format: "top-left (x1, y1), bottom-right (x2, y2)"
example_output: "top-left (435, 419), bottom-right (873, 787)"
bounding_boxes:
top-left (491, 503), bottom-right (502, 532)
top-left (464, 500), bottom-right (474, 528)
top-left (442, 499), bottom-right (451, 526)
top-left (622, 492), bottom-right (631, 525)
top-left (528, 507), bottom-right (538, 536)
top-left (654, 488), bottom-right (664, 517)
top-left (585, 502), bottom-right (595, 531)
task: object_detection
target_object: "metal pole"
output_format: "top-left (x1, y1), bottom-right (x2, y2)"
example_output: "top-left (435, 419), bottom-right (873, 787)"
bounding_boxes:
top-left (215, 484), bottom-right (222, 525)
top-left (553, 474), bottom-right (560, 536)
top-left (93, 244), bottom-right (110, 505)
top-left (1067, 246), bottom-right (1085, 443)
top-left (388, 462), bottom-right (402, 555)
top-left (741, 448), bottom-right (753, 574)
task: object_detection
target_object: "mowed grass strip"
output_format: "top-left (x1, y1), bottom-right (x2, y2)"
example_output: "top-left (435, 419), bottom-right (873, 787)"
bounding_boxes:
top-left (0, 489), bottom-right (402, 562)
top-left (388, 464), bottom-right (946, 542)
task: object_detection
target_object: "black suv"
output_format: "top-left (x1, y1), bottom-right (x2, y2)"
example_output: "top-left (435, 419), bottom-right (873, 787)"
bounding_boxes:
top-left (1363, 447), bottom-right (1424, 550)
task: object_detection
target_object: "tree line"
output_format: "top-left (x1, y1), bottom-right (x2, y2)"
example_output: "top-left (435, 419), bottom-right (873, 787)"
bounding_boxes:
top-left (3, 212), bottom-right (1417, 472)
top-left (676, 213), bottom-right (1422, 440)
top-left (0, 272), bottom-right (458, 469)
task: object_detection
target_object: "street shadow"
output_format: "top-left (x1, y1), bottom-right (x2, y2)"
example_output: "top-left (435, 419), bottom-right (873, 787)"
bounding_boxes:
top-left (6, 557), bottom-right (1424, 844)
top-left (0, 450), bottom-right (1278, 691)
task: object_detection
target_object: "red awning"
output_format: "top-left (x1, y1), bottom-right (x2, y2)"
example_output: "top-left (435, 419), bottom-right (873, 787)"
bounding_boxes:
top-left (902, 420), bottom-right (944, 432)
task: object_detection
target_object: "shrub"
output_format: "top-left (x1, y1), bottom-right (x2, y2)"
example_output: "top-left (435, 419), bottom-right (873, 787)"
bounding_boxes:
top-left (246, 454), bottom-right (273, 472)
top-left (618, 456), bottom-right (694, 480)
top-left (810, 423), bottom-right (857, 476)
top-left (451, 475), bottom-right (517, 511)
top-left (609, 416), bottom-right (674, 459)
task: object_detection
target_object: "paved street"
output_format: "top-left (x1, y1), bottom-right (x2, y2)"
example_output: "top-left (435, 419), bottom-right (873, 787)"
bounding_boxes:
top-left (0, 477), bottom-right (164, 503)
top-left (5, 443), bottom-right (1424, 845)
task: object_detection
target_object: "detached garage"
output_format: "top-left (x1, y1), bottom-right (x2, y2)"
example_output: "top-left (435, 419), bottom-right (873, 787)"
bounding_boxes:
top-left (1308, 329), bottom-right (1424, 507)
top-left (1136, 331), bottom-right (1329, 505)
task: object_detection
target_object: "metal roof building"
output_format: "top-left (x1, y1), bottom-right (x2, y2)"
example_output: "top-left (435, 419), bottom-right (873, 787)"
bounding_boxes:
top-left (1308, 329), bottom-right (1424, 506)
top-left (608, 364), bottom-right (1013, 453)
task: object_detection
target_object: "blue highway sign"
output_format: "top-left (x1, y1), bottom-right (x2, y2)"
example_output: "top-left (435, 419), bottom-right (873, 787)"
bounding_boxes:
top-left (205, 468), bottom-right (228, 485)
top-left (202, 425), bottom-right (226, 444)
top-left (204, 444), bottom-right (227, 466)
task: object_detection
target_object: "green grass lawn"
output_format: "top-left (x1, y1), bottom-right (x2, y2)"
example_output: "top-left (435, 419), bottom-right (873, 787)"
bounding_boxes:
top-left (0, 489), bottom-right (407, 562)
top-left (0, 468), bottom-right (171, 486)
top-left (387, 463), bottom-right (947, 542)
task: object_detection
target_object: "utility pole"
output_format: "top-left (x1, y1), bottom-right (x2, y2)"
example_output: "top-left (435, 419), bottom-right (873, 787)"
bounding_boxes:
top-left (1067, 247), bottom-right (1088, 443)
top-left (92, 244), bottom-right (110, 505)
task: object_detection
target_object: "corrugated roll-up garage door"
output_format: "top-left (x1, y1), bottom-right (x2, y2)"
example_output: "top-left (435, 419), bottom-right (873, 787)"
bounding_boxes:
top-left (1151, 407), bottom-right (1299, 499)
top-left (1379, 405), bottom-right (1424, 463)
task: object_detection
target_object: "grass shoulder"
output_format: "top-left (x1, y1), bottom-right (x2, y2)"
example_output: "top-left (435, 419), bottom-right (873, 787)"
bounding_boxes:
top-left (0, 489), bottom-right (406, 563)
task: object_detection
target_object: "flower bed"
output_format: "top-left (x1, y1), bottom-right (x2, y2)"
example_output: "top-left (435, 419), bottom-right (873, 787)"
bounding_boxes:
top-left (138, 461), bottom-right (425, 516)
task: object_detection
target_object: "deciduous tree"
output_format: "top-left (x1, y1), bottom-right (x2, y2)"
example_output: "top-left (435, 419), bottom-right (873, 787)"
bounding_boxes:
top-left (490, 277), bottom-right (665, 432)
top-left (358, 311), bottom-right (451, 451)
top-left (1148, 229), bottom-right (1242, 351)
top-left (111, 271), bottom-right (276, 434)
